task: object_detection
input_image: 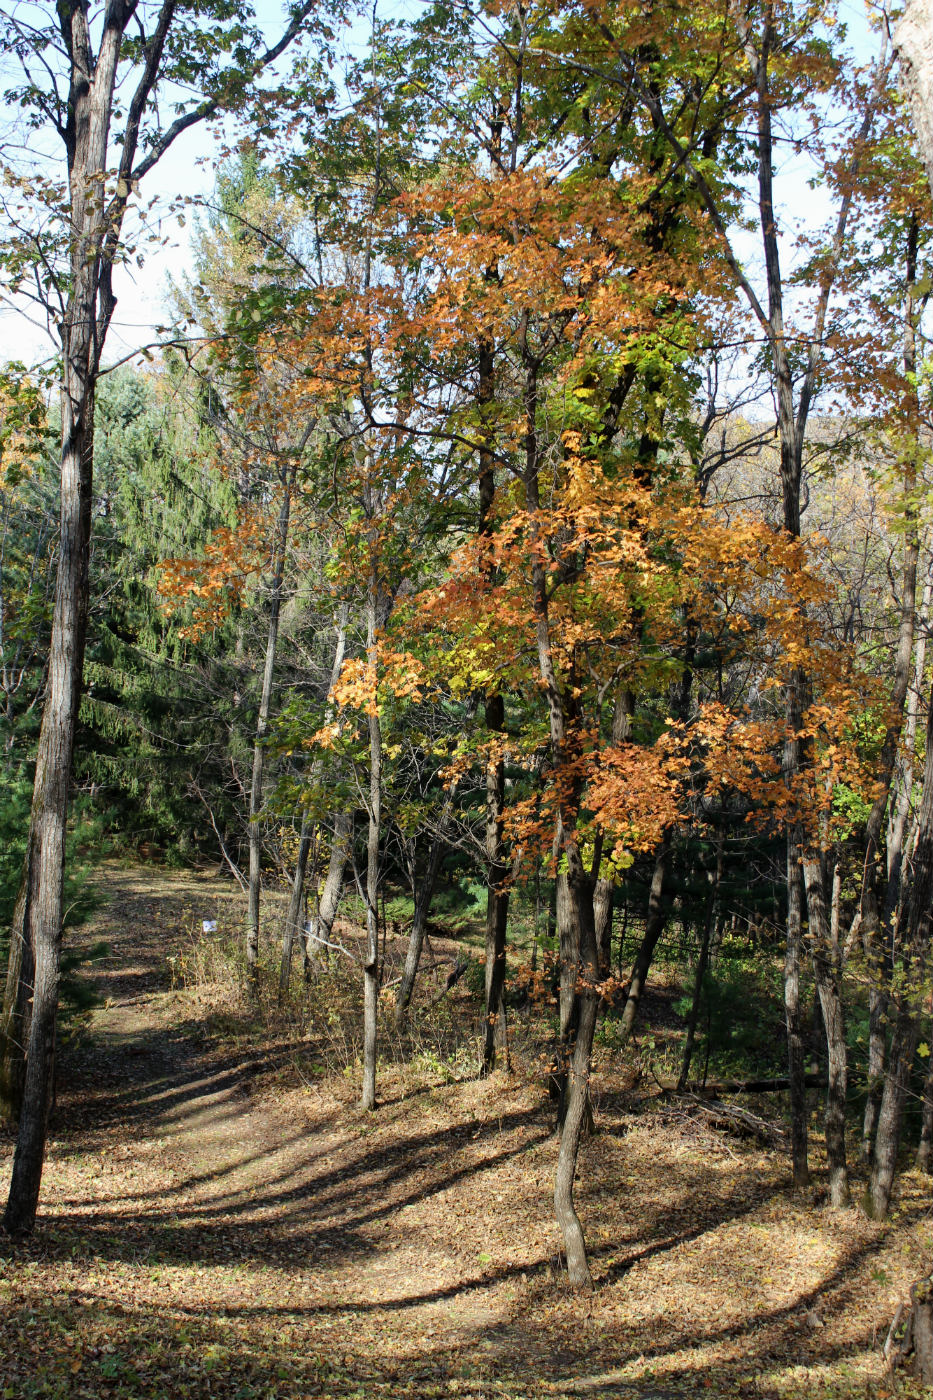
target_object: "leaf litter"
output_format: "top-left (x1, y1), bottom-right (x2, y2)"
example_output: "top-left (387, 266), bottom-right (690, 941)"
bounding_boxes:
top-left (0, 865), bottom-right (930, 1400)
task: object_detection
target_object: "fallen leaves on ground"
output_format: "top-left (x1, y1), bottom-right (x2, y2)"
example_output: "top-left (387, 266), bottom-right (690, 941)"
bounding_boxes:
top-left (0, 864), bottom-right (930, 1400)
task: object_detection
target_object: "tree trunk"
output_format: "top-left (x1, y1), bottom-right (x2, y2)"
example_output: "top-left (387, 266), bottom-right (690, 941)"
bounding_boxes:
top-left (553, 868), bottom-right (600, 1290)
top-left (593, 691), bottom-right (633, 978)
top-left (616, 832), bottom-right (672, 1047)
top-left (0, 882), bottom-right (31, 1122)
top-left (246, 475), bottom-right (293, 989)
top-left (550, 869), bottom-right (584, 1126)
top-left (279, 810), bottom-right (314, 1000)
top-left (784, 847), bottom-right (809, 1188)
top-left (3, 374), bottom-right (94, 1236)
top-left (909, 1276), bottom-right (933, 1385)
top-left (867, 1009), bottom-right (920, 1218)
top-left (395, 781), bottom-right (458, 1026)
top-left (895, 0), bottom-right (933, 197)
top-left (523, 360), bottom-right (603, 1286)
top-left (0, 1), bottom-right (132, 1233)
top-left (482, 693), bottom-right (510, 1073)
top-left (917, 1048), bottom-right (933, 1173)
top-left (280, 610), bottom-right (348, 997)
top-left (678, 917), bottom-right (714, 1091)
top-left (305, 811), bottom-right (351, 975)
top-left (885, 576), bottom-right (931, 929)
top-left (802, 853), bottom-right (850, 1206)
top-left (860, 219), bottom-right (922, 1163)
top-left (868, 679), bottom-right (933, 1217)
top-left (361, 586), bottom-right (382, 1112)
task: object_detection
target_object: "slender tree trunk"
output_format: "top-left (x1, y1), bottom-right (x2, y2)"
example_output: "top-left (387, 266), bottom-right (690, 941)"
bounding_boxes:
top-left (305, 811), bottom-right (351, 975)
top-left (0, 882), bottom-right (31, 1122)
top-left (784, 847), bottom-right (809, 1188)
top-left (247, 476), bottom-right (294, 989)
top-left (3, 373), bottom-right (94, 1236)
top-left (476, 328), bottom-right (511, 1073)
top-left (280, 610), bottom-right (348, 997)
top-left (361, 587), bottom-right (382, 1112)
top-left (867, 1011), bottom-right (920, 1218)
top-left (678, 918), bottom-right (713, 1091)
top-left (802, 852), bottom-right (850, 1207)
top-left (859, 218), bottom-right (922, 1162)
top-left (678, 845), bottom-right (722, 1091)
top-left (553, 867), bottom-right (600, 1290)
top-left (522, 364), bottom-right (601, 1287)
top-left (868, 680), bottom-right (933, 1217)
top-left (593, 691), bottom-right (633, 978)
top-left (482, 694), bottom-right (510, 1073)
top-left (395, 777), bottom-right (460, 1025)
top-left (550, 869), bottom-right (581, 1123)
top-left (917, 1049), bottom-right (933, 1173)
top-left (279, 811), bottom-right (313, 1001)
top-left (886, 576), bottom-right (931, 925)
top-left (616, 833), bottom-right (672, 1047)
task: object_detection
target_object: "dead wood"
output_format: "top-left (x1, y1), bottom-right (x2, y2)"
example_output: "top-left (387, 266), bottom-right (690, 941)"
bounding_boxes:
top-left (884, 1275), bottom-right (933, 1384)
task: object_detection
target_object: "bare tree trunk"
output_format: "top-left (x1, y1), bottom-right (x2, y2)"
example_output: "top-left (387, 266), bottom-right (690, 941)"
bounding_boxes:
top-left (553, 867), bottom-right (600, 1290)
top-left (1, 4), bottom-right (126, 1230)
top-left (247, 476), bottom-right (294, 989)
top-left (3, 364), bottom-right (94, 1236)
top-left (279, 811), bottom-right (314, 1001)
top-left (678, 918), bottom-right (713, 1091)
top-left (616, 833), bottom-right (672, 1047)
top-left (868, 1010), bottom-right (921, 1218)
top-left (0, 882), bottom-right (31, 1122)
top-left (476, 322), bottom-right (511, 1073)
top-left (482, 693), bottom-right (510, 1073)
top-left (909, 1276), bottom-right (933, 1385)
top-left (895, 0), bottom-right (933, 197)
top-left (280, 610), bottom-right (348, 996)
top-left (395, 778), bottom-right (459, 1026)
top-left (305, 811), bottom-right (351, 975)
top-left (801, 852), bottom-right (850, 1207)
top-left (593, 691), bottom-right (633, 978)
top-left (868, 681), bottom-right (933, 1218)
top-left (917, 1049), bottom-right (933, 1173)
top-left (860, 218), bottom-right (922, 1163)
top-left (886, 576), bottom-right (931, 925)
top-left (361, 587), bottom-right (382, 1112)
top-left (784, 847), bottom-right (809, 1188)
top-left (550, 868), bottom-right (585, 1128)
top-left (679, 845), bottom-right (722, 1091)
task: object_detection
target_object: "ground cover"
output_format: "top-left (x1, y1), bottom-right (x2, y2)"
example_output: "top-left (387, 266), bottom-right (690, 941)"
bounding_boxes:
top-left (0, 864), bottom-right (929, 1400)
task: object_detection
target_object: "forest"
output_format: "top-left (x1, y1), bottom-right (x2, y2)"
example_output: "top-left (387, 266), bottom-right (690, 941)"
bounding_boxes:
top-left (1, 0), bottom-right (933, 1396)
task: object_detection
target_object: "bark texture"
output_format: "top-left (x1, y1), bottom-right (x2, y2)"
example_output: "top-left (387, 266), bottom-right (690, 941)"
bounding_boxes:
top-left (784, 852), bottom-right (809, 1188)
top-left (896, 0), bottom-right (933, 196)
top-left (868, 678), bottom-right (933, 1218)
top-left (4, 1), bottom-right (125, 1234)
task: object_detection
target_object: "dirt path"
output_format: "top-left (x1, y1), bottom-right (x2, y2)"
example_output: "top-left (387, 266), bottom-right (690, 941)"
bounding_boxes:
top-left (1, 865), bottom-right (930, 1400)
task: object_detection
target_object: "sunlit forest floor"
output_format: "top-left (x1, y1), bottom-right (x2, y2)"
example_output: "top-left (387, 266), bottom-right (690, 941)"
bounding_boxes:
top-left (1, 864), bottom-right (930, 1399)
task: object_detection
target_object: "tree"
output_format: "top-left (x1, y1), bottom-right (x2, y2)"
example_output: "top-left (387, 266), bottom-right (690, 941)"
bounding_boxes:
top-left (0, 0), bottom-right (332, 1236)
top-left (896, 0), bottom-right (933, 195)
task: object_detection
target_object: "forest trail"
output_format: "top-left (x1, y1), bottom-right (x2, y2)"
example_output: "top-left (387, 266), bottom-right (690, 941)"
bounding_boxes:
top-left (1, 864), bottom-right (930, 1399)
